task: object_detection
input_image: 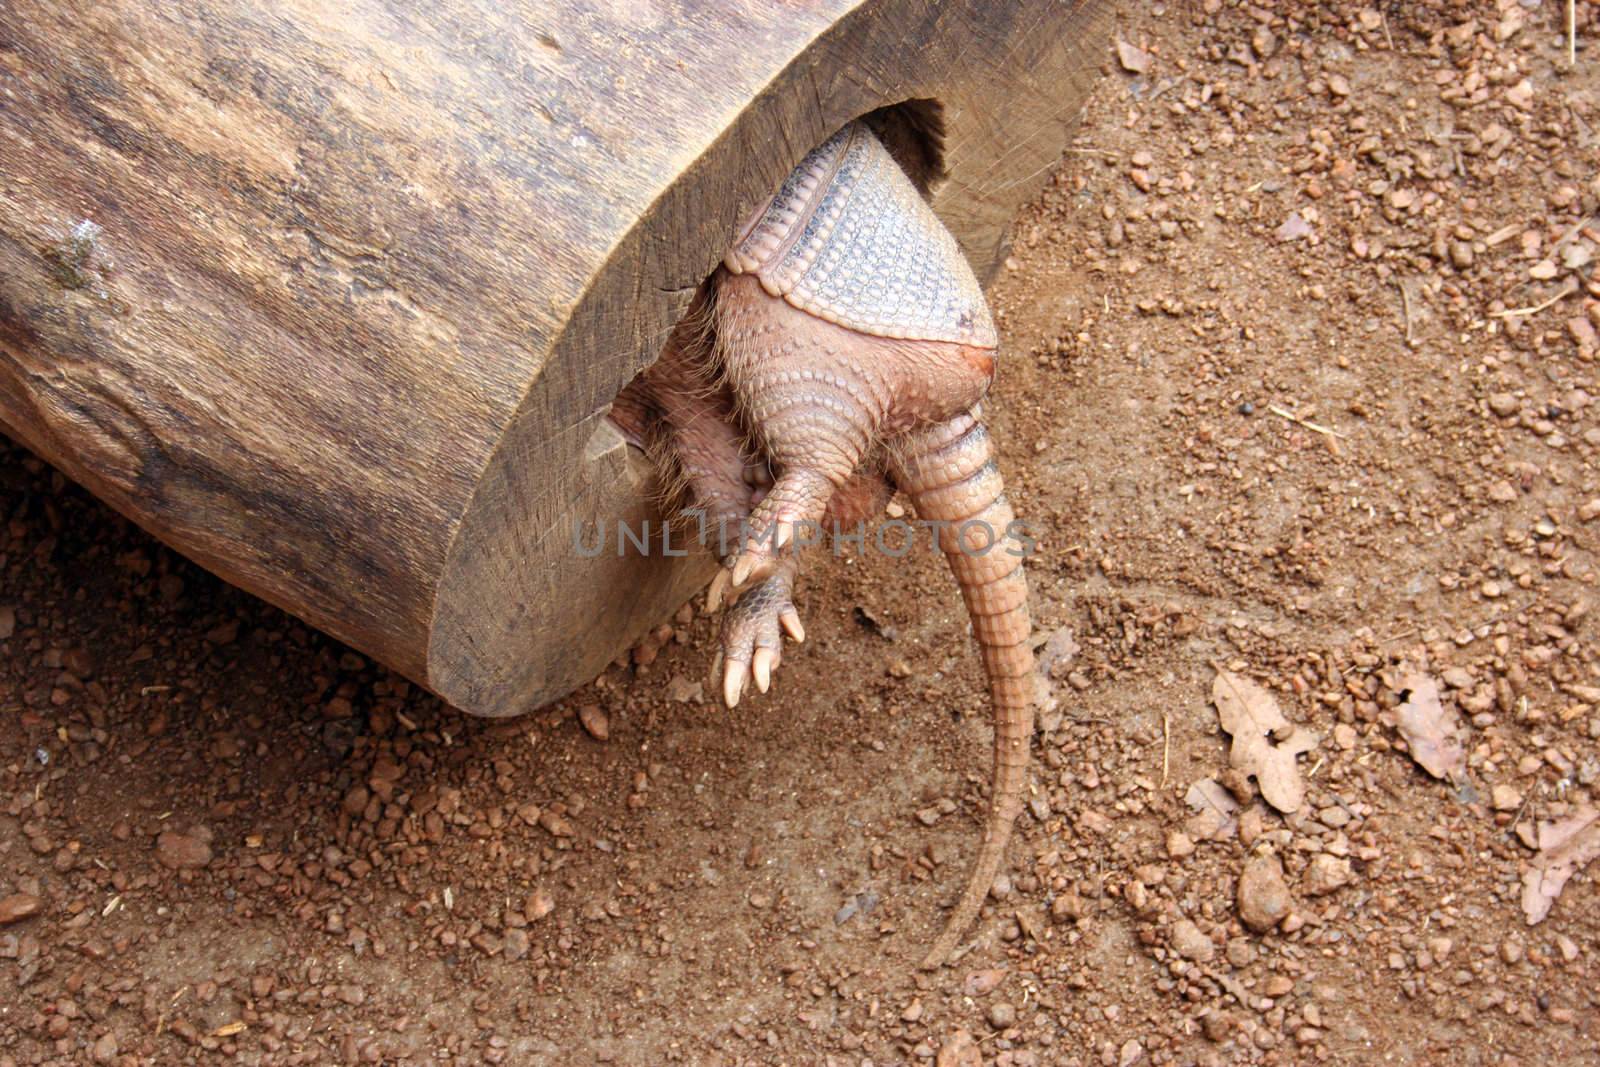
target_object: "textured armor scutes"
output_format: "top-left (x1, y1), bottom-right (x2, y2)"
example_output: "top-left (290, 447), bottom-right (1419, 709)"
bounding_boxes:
top-left (725, 123), bottom-right (997, 349)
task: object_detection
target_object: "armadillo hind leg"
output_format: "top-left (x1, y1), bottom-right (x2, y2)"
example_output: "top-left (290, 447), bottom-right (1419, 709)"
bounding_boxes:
top-left (886, 410), bottom-right (1034, 970)
top-left (710, 121), bottom-right (1000, 705)
top-left (716, 466), bottom-right (893, 707)
top-left (625, 291), bottom-right (766, 550)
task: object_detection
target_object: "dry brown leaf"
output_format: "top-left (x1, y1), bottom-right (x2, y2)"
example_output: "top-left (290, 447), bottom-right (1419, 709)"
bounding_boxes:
top-left (1275, 211), bottom-right (1314, 242)
top-left (1184, 778), bottom-right (1239, 841)
top-left (1116, 39), bottom-right (1151, 75)
top-left (1522, 807), bottom-right (1600, 924)
top-left (1394, 671), bottom-right (1467, 781)
top-left (1212, 670), bottom-right (1318, 814)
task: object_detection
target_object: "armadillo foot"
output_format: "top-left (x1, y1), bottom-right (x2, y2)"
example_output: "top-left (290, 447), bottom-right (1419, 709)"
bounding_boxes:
top-left (715, 557), bottom-right (803, 708)
top-left (714, 467), bottom-right (890, 705)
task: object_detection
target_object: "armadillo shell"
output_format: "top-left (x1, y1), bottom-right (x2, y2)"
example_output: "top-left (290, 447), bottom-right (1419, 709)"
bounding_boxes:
top-left (725, 122), bottom-right (998, 350)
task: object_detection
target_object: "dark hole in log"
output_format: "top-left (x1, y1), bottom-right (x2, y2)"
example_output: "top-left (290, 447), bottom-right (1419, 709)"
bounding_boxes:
top-left (862, 97), bottom-right (947, 194)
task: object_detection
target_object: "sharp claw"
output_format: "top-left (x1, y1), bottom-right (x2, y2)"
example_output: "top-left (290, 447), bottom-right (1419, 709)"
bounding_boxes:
top-left (774, 519), bottom-right (794, 551)
top-left (731, 553), bottom-right (755, 588)
top-left (723, 660), bottom-right (747, 709)
top-left (752, 647), bottom-right (776, 692)
top-left (780, 609), bottom-right (806, 643)
top-left (706, 570), bottom-right (729, 612)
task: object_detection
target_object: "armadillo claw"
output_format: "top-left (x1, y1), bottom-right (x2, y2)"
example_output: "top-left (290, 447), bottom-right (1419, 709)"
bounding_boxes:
top-left (705, 569), bottom-right (733, 613)
top-left (718, 563), bottom-right (801, 708)
top-left (727, 521), bottom-right (789, 589)
top-left (722, 659), bottom-right (748, 709)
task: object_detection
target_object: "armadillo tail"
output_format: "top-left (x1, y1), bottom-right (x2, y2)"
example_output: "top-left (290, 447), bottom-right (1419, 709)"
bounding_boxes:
top-left (889, 409), bottom-right (1033, 971)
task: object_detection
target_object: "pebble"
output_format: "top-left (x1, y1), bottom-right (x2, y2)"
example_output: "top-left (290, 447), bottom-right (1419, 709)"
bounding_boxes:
top-left (1487, 392), bottom-right (1521, 417)
top-left (1237, 854), bottom-right (1292, 933)
top-left (1489, 480), bottom-right (1519, 503)
top-left (1238, 806), bottom-right (1268, 846)
top-left (1303, 855), bottom-right (1352, 896)
top-left (0, 893), bottom-right (41, 925)
top-left (1491, 784), bottom-right (1522, 811)
top-left (1051, 891), bottom-right (1086, 923)
top-left (936, 1029), bottom-right (981, 1067)
top-left (90, 1033), bottom-right (118, 1064)
top-left (156, 829), bottom-right (213, 870)
top-left (538, 811), bottom-right (575, 837)
top-left (664, 674), bottom-right (703, 703)
top-left (578, 704), bottom-right (610, 741)
top-left (1171, 918), bottom-right (1215, 962)
top-left (1165, 830), bottom-right (1195, 859)
top-left (525, 889), bottom-right (555, 921)
top-left (987, 1001), bottom-right (1017, 1030)
top-left (503, 928), bottom-right (531, 962)
top-left (341, 785), bottom-right (370, 817)
top-left (964, 968), bottom-right (1007, 997)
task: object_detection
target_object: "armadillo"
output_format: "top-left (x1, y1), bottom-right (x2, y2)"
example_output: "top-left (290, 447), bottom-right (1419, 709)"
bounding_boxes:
top-left (617, 121), bottom-right (1032, 970)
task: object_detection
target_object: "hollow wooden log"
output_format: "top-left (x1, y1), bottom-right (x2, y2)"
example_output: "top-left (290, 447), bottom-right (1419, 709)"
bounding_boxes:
top-left (0, 0), bottom-right (1110, 716)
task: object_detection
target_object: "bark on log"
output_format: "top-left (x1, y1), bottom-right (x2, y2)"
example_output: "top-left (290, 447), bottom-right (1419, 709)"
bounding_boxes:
top-left (0, 0), bottom-right (1110, 716)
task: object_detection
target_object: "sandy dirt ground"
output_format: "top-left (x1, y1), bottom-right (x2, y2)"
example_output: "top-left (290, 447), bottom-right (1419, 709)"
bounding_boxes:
top-left (4, 2), bottom-right (1600, 1064)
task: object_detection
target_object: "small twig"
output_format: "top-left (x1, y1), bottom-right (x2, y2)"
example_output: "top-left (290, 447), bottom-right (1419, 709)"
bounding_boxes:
top-left (1484, 223), bottom-right (1522, 247)
top-left (1161, 712), bottom-right (1171, 788)
top-left (1552, 214), bottom-right (1595, 257)
top-left (1267, 405), bottom-right (1348, 439)
top-left (1490, 278), bottom-right (1580, 318)
top-left (1568, 0), bottom-right (1578, 70)
top-left (1507, 786), bottom-right (1536, 841)
top-left (1064, 147), bottom-right (1121, 159)
top-left (155, 986), bottom-right (189, 1037)
top-left (1397, 278), bottom-right (1415, 345)
top-left (1380, 10), bottom-right (1395, 52)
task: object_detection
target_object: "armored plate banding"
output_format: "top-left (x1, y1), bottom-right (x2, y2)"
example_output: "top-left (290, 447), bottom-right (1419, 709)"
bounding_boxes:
top-left (725, 123), bottom-right (998, 350)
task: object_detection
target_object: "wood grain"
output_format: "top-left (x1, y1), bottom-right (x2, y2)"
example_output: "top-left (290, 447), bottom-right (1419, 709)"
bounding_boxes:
top-left (0, 0), bottom-right (1111, 716)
